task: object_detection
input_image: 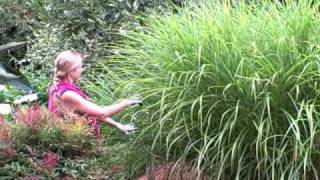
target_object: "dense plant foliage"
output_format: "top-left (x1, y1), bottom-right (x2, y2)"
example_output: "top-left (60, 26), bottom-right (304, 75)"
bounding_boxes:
top-left (0, 0), bottom-right (183, 44)
top-left (1, 0), bottom-right (184, 100)
top-left (0, 0), bottom-right (32, 43)
top-left (0, 86), bottom-right (23, 103)
top-left (0, 105), bottom-right (131, 178)
top-left (99, 0), bottom-right (320, 178)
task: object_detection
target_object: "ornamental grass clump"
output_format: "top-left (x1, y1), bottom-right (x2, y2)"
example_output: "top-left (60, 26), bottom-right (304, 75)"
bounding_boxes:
top-left (102, 0), bottom-right (320, 179)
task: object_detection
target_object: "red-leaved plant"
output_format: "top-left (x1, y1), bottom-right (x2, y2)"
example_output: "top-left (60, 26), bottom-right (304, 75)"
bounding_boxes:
top-left (14, 104), bottom-right (52, 129)
top-left (138, 162), bottom-right (207, 180)
top-left (3, 147), bottom-right (17, 158)
top-left (41, 151), bottom-right (60, 170)
top-left (0, 115), bottom-right (11, 141)
top-left (22, 176), bottom-right (40, 180)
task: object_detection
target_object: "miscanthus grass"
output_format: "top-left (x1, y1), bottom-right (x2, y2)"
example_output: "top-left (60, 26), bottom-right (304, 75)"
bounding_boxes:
top-left (90, 0), bottom-right (320, 179)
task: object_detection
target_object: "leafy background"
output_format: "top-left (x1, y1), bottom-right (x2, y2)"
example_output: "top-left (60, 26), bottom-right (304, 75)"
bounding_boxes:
top-left (2, 0), bottom-right (320, 179)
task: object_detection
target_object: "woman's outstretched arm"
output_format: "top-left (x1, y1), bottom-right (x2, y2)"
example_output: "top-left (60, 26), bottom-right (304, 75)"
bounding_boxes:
top-left (61, 91), bottom-right (139, 118)
top-left (101, 117), bottom-right (136, 134)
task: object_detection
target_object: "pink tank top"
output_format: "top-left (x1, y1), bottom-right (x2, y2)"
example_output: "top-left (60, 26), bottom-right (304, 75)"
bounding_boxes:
top-left (48, 81), bottom-right (100, 137)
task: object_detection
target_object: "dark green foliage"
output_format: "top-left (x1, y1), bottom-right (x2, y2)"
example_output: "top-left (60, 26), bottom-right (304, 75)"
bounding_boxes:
top-left (0, 0), bottom-right (32, 43)
top-left (0, 0), bottom-right (185, 99)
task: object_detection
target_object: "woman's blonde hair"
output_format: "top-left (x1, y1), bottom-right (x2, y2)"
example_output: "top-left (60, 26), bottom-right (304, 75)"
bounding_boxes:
top-left (52, 50), bottom-right (83, 116)
top-left (53, 50), bottom-right (83, 83)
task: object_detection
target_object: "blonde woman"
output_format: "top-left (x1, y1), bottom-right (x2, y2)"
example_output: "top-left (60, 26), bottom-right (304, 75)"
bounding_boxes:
top-left (48, 50), bottom-right (140, 137)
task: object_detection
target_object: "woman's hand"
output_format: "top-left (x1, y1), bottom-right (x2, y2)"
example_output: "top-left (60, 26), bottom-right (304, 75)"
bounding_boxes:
top-left (117, 123), bottom-right (137, 134)
top-left (121, 99), bottom-right (143, 107)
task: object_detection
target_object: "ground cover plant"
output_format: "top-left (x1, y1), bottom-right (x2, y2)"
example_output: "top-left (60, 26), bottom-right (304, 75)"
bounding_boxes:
top-left (96, 0), bottom-right (320, 179)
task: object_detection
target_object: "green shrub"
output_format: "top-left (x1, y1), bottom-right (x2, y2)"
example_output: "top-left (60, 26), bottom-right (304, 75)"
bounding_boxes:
top-left (20, 27), bottom-right (74, 101)
top-left (0, 86), bottom-right (23, 103)
top-left (0, 0), bottom-right (33, 43)
top-left (101, 0), bottom-right (320, 178)
top-left (16, 0), bottom-right (184, 102)
top-left (0, 0), bottom-right (34, 64)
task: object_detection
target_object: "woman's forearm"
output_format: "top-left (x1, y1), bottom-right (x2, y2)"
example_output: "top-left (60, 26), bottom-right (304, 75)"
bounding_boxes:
top-left (101, 117), bottom-right (136, 134)
top-left (100, 117), bottom-right (122, 128)
top-left (102, 102), bottom-right (129, 117)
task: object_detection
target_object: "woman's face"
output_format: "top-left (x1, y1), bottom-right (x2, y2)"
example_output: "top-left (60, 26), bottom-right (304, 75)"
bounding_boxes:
top-left (70, 56), bottom-right (84, 81)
